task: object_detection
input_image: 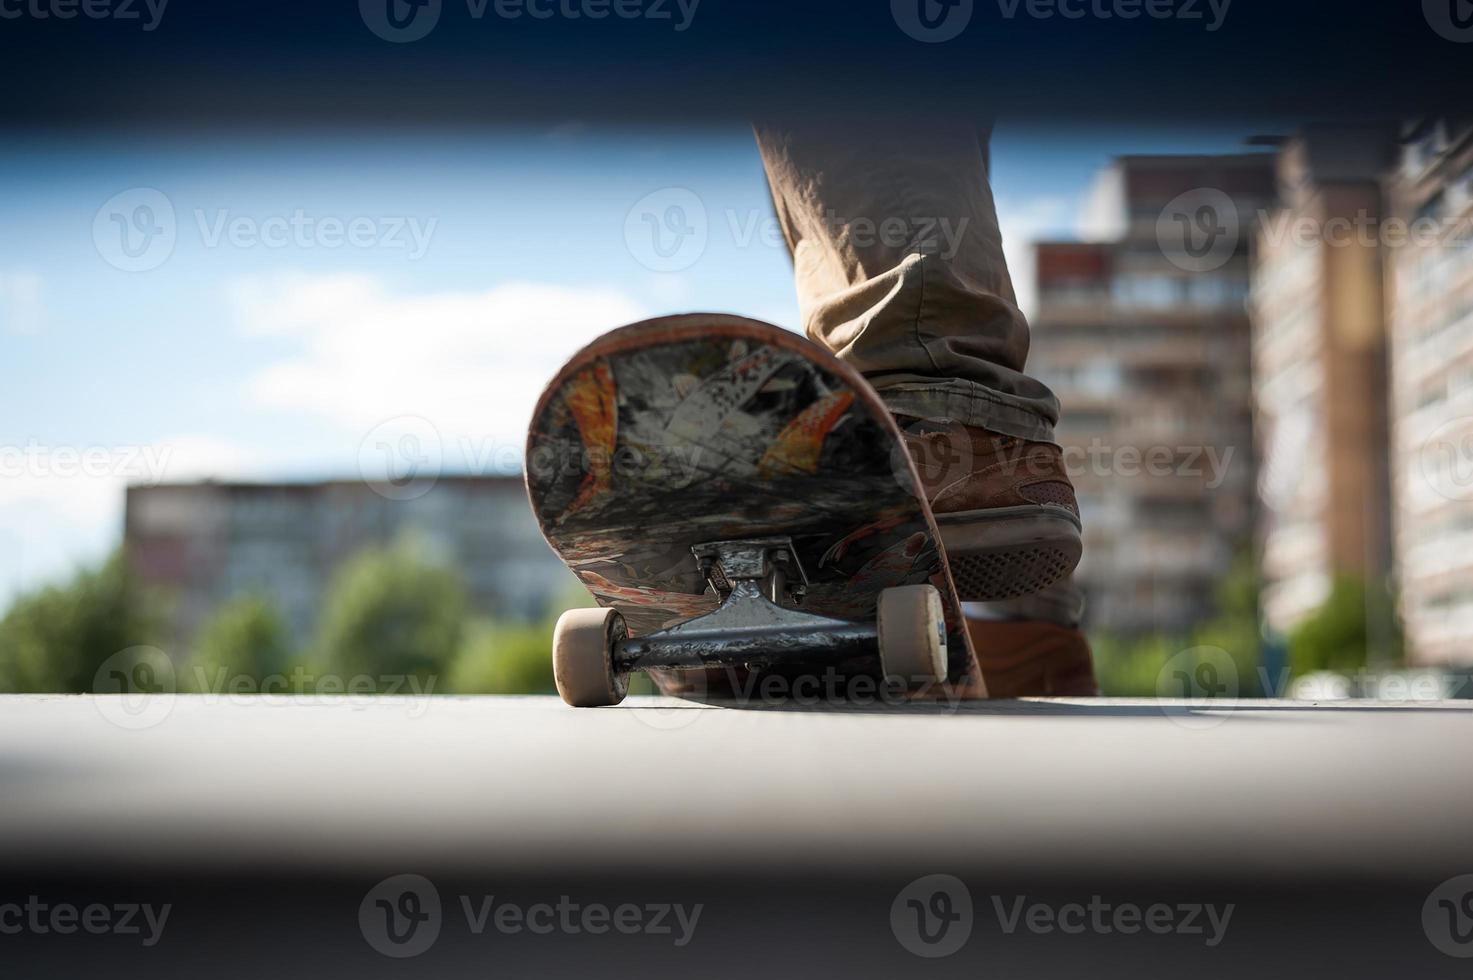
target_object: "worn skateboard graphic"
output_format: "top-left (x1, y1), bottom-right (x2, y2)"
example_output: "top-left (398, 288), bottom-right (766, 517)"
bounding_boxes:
top-left (525, 314), bottom-right (982, 706)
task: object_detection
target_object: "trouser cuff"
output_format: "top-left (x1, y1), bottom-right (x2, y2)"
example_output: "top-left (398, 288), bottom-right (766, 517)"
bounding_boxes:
top-left (876, 380), bottom-right (1058, 444)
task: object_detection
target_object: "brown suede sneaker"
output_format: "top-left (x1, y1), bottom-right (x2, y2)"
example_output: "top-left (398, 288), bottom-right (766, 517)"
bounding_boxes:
top-left (967, 618), bottom-right (1100, 698)
top-left (897, 416), bottom-right (1083, 602)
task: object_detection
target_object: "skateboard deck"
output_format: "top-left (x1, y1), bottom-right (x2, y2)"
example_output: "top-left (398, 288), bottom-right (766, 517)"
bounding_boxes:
top-left (525, 314), bottom-right (982, 702)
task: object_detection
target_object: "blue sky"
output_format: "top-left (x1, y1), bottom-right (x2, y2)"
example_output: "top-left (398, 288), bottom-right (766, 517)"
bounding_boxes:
top-left (0, 120), bottom-right (1279, 604)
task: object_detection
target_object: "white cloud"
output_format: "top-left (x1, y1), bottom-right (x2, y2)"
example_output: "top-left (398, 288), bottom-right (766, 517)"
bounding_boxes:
top-left (0, 269), bottom-right (45, 335)
top-left (231, 274), bottom-right (649, 449)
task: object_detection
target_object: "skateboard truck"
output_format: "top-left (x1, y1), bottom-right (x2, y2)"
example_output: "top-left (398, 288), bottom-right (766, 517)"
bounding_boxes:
top-left (619, 538), bottom-right (870, 671)
top-left (552, 538), bottom-right (949, 706)
top-left (691, 537), bottom-right (808, 604)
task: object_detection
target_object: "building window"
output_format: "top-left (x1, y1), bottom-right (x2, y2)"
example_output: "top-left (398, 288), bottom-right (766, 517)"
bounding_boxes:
top-left (1112, 275), bottom-right (1183, 309)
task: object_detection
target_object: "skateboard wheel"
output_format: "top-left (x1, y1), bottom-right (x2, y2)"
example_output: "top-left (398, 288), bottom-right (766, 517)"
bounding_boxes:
top-left (553, 607), bottom-right (628, 707)
top-left (877, 585), bottom-right (948, 687)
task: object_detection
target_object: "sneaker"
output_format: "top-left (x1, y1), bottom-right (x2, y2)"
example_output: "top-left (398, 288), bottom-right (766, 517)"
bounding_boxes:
top-left (898, 416), bottom-right (1083, 602)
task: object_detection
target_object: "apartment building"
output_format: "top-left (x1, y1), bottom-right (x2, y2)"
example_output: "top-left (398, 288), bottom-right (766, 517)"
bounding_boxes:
top-left (1387, 119), bottom-right (1473, 666)
top-left (1251, 125), bottom-right (1398, 638)
top-left (125, 476), bottom-right (574, 655)
top-left (1030, 154), bottom-right (1277, 634)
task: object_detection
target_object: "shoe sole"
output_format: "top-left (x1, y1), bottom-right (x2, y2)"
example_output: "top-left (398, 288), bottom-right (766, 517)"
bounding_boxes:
top-left (934, 506), bottom-right (1083, 602)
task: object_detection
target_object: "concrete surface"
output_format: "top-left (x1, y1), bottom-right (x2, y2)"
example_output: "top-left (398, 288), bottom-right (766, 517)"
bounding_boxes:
top-left (3, 694), bottom-right (1471, 881)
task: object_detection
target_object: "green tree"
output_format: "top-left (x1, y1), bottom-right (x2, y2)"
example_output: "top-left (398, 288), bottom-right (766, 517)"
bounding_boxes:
top-left (447, 587), bottom-right (594, 695)
top-left (1090, 632), bottom-right (1183, 697)
top-left (314, 541), bottom-right (466, 689)
top-left (448, 619), bottom-right (555, 695)
top-left (1287, 576), bottom-right (1402, 676)
top-left (1090, 551), bottom-right (1266, 697)
top-left (0, 550), bottom-right (157, 694)
top-left (183, 593), bottom-right (295, 694)
top-left (1192, 551), bottom-right (1266, 696)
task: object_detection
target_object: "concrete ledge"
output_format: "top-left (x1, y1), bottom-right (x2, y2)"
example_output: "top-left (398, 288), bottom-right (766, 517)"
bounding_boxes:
top-left (2, 695), bottom-right (1469, 882)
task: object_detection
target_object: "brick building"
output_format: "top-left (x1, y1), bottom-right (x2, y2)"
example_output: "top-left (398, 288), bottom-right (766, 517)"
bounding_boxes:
top-left (1030, 154), bottom-right (1276, 634)
top-left (1251, 125), bottom-right (1398, 640)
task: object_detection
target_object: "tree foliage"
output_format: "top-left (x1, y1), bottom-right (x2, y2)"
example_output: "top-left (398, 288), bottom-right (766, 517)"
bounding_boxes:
top-left (448, 619), bottom-right (555, 695)
top-left (314, 541), bottom-right (466, 687)
top-left (0, 550), bottom-right (156, 694)
top-left (183, 593), bottom-right (296, 694)
top-left (1090, 550), bottom-right (1266, 697)
top-left (1287, 576), bottom-right (1402, 676)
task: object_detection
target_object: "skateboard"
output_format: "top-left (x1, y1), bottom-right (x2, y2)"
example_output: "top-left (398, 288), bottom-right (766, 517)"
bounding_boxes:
top-left (525, 314), bottom-right (982, 707)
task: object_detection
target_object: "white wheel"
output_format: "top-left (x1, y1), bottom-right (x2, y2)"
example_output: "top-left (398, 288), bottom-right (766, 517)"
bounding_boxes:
top-left (553, 607), bottom-right (628, 707)
top-left (877, 585), bottom-right (948, 687)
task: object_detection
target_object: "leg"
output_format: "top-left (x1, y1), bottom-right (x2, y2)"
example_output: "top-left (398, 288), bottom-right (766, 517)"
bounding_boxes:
top-left (754, 119), bottom-right (1057, 439)
top-left (755, 118), bottom-right (1083, 602)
